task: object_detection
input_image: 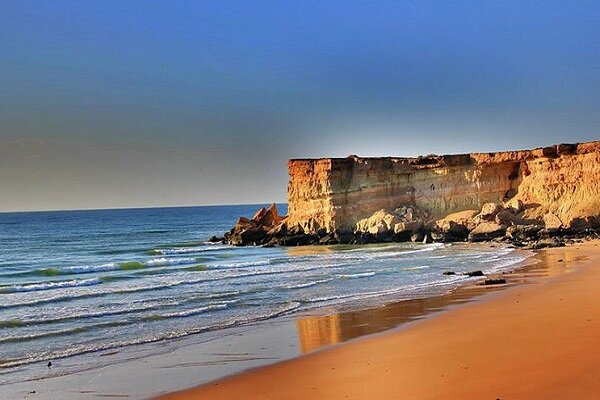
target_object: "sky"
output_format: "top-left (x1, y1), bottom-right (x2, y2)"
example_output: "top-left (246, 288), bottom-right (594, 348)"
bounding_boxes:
top-left (1, 0), bottom-right (599, 212)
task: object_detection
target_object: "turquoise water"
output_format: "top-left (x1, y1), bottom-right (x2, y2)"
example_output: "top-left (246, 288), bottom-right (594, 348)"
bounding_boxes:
top-left (0, 205), bottom-right (528, 370)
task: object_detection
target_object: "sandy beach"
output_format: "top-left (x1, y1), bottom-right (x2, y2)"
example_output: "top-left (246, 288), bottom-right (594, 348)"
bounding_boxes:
top-left (158, 239), bottom-right (600, 400)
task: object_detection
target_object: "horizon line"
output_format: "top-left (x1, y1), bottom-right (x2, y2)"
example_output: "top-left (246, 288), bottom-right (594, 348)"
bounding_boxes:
top-left (0, 201), bottom-right (288, 215)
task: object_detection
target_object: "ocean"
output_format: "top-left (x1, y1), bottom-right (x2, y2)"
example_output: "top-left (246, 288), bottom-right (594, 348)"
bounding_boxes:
top-left (0, 205), bottom-right (529, 372)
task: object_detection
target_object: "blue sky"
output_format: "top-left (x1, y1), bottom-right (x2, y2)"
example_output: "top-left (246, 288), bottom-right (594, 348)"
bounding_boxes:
top-left (1, 0), bottom-right (599, 211)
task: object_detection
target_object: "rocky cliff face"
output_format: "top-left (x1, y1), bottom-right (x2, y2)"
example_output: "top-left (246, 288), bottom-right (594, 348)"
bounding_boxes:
top-left (286, 141), bottom-right (600, 234)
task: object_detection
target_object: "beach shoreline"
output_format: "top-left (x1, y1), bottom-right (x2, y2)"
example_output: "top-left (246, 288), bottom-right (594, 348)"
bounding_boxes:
top-left (157, 239), bottom-right (600, 400)
top-left (1, 240), bottom-right (594, 399)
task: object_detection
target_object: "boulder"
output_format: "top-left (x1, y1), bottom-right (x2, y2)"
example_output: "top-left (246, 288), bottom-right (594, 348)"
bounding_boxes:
top-left (253, 203), bottom-right (283, 227)
top-left (436, 210), bottom-right (478, 230)
top-left (495, 209), bottom-right (517, 226)
top-left (483, 278), bottom-right (507, 285)
top-left (441, 221), bottom-right (470, 240)
top-left (252, 207), bottom-right (268, 222)
top-left (234, 217), bottom-right (258, 231)
top-left (355, 210), bottom-right (398, 236)
top-left (477, 202), bottom-right (502, 221)
top-left (273, 234), bottom-right (316, 246)
top-left (226, 205), bottom-right (289, 246)
top-left (230, 227), bottom-right (268, 246)
top-left (538, 227), bottom-right (561, 238)
top-left (334, 231), bottom-right (355, 244)
top-left (287, 224), bottom-right (305, 236)
top-left (567, 217), bottom-right (593, 232)
top-left (410, 232), bottom-right (425, 243)
top-left (352, 232), bottom-right (378, 244)
top-left (543, 212), bottom-right (563, 230)
top-left (434, 210), bottom-right (478, 241)
top-left (434, 210), bottom-right (479, 233)
top-left (506, 224), bottom-right (543, 241)
top-left (430, 231), bottom-right (448, 242)
top-left (207, 235), bottom-right (224, 243)
top-left (240, 227), bottom-right (267, 244)
top-left (267, 221), bottom-right (287, 238)
top-left (394, 204), bottom-right (430, 222)
top-left (353, 205), bottom-right (430, 241)
top-left (525, 237), bottom-right (566, 249)
top-left (318, 233), bottom-right (338, 245)
top-left (468, 222), bottom-right (506, 242)
top-left (464, 270), bottom-right (485, 277)
top-left (393, 221), bottom-right (423, 235)
top-left (504, 198), bottom-right (524, 213)
top-left (369, 223), bottom-right (387, 235)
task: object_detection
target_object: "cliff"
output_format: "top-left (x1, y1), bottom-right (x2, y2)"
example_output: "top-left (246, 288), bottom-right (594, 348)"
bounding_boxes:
top-left (286, 141), bottom-right (600, 234)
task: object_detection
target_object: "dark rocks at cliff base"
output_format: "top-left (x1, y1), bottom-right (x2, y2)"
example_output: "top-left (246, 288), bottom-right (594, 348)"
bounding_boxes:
top-left (506, 225), bottom-right (543, 242)
top-left (429, 231), bottom-right (448, 242)
top-left (468, 222), bottom-right (506, 242)
top-left (223, 205), bottom-right (327, 246)
top-left (352, 207), bottom-right (427, 242)
top-left (477, 202), bottom-right (503, 222)
top-left (444, 222), bottom-right (470, 240)
top-left (224, 204), bottom-right (286, 246)
top-left (434, 210), bottom-right (477, 241)
top-left (523, 237), bottom-right (566, 250)
top-left (483, 278), bottom-right (507, 285)
top-left (220, 201), bottom-right (598, 248)
top-left (543, 212), bottom-right (563, 230)
top-left (442, 271), bottom-right (456, 275)
top-left (495, 210), bottom-right (517, 226)
top-left (318, 232), bottom-right (337, 245)
top-left (464, 270), bottom-right (485, 277)
top-left (410, 232), bottom-right (425, 243)
top-left (208, 235), bottom-right (224, 243)
top-left (230, 225), bottom-right (267, 246)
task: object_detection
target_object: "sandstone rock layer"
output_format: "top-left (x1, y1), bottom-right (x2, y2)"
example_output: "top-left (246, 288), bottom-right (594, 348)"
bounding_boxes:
top-left (286, 141), bottom-right (600, 233)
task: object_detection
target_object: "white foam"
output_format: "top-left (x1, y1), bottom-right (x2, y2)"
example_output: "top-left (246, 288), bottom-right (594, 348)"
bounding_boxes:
top-left (283, 278), bottom-right (334, 289)
top-left (304, 276), bottom-right (468, 306)
top-left (0, 301), bottom-right (302, 369)
top-left (145, 257), bottom-right (197, 266)
top-left (157, 303), bottom-right (230, 319)
top-left (1, 278), bottom-right (102, 293)
top-left (152, 245), bottom-right (230, 255)
top-left (337, 272), bottom-right (376, 279)
top-left (216, 260), bottom-right (271, 269)
top-left (58, 263), bottom-right (118, 274)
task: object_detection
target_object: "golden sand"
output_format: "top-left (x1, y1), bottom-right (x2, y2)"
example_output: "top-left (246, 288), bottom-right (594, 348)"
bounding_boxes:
top-left (158, 240), bottom-right (600, 400)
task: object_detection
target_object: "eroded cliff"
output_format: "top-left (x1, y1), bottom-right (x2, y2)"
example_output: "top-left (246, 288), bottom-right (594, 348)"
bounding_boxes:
top-left (286, 141), bottom-right (600, 233)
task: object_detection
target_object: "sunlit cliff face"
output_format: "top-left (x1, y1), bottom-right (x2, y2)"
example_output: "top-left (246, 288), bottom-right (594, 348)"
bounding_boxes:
top-left (286, 141), bottom-right (600, 233)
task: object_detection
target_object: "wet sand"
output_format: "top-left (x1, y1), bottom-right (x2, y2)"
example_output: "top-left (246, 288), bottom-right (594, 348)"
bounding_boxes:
top-left (158, 240), bottom-right (600, 400)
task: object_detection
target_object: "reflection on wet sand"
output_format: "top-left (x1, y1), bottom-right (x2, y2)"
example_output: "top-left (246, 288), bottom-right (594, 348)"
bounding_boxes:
top-left (295, 246), bottom-right (582, 353)
top-left (296, 288), bottom-right (485, 353)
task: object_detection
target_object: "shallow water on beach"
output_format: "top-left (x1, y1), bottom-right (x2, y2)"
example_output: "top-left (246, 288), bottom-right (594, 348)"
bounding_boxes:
top-left (0, 205), bottom-right (530, 372)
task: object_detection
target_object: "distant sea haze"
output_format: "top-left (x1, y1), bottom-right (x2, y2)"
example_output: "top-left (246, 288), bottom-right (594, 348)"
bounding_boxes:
top-left (0, 205), bottom-right (529, 372)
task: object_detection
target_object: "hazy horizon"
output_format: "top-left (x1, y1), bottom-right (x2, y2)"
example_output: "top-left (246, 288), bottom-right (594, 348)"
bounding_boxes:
top-left (2, 1), bottom-right (599, 212)
top-left (2, 138), bottom-right (599, 213)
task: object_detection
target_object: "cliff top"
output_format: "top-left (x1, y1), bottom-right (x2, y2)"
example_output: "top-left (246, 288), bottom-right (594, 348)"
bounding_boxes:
top-left (289, 140), bottom-right (600, 167)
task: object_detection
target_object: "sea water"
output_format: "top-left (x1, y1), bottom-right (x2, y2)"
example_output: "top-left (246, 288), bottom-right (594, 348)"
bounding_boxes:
top-left (0, 205), bottom-right (529, 370)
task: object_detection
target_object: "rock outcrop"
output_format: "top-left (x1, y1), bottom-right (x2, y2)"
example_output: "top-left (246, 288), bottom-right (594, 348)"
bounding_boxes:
top-left (224, 203), bottom-right (285, 246)
top-left (223, 140), bottom-right (600, 246)
top-left (286, 141), bottom-right (600, 233)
